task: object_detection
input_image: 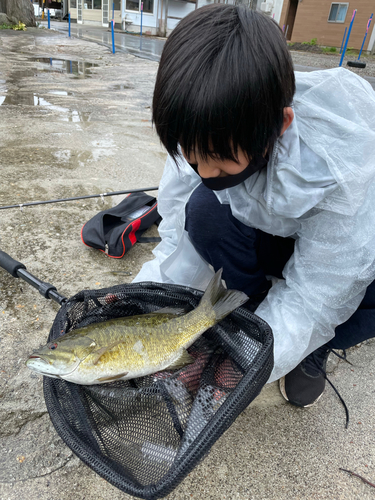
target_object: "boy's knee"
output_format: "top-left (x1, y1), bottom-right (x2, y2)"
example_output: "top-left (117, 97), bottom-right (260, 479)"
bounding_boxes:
top-left (185, 184), bottom-right (226, 247)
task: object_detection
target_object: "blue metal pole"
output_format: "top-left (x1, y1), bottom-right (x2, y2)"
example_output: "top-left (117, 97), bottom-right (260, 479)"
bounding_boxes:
top-left (68, 13), bottom-right (71, 37)
top-left (339, 9), bottom-right (357, 67)
top-left (358, 14), bottom-right (373, 60)
top-left (111, 17), bottom-right (115, 54)
top-left (47, 9), bottom-right (50, 29)
top-left (339, 26), bottom-right (347, 54)
top-left (140, 1), bottom-right (143, 36)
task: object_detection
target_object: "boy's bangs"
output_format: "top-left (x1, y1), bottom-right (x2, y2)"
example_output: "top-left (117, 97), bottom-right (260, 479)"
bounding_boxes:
top-left (177, 108), bottom-right (243, 164)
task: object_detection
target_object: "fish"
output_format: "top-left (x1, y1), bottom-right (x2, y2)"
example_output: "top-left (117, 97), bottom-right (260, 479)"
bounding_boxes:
top-left (25, 269), bottom-right (248, 385)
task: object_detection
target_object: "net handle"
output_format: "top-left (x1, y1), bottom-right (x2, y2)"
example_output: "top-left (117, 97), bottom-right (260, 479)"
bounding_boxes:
top-left (0, 249), bottom-right (67, 305)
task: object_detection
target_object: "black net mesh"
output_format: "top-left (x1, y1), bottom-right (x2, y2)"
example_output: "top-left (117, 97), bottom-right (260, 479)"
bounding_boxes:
top-left (43, 281), bottom-right (273, 499)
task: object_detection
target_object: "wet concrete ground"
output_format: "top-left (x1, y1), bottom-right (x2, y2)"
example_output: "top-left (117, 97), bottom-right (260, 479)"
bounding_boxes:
top-left (44, 19), bottom-right (165, 62)
top-left (44, 19), bottom-right (375, 87)
top-left (1, 26), bottom-right (375, 500)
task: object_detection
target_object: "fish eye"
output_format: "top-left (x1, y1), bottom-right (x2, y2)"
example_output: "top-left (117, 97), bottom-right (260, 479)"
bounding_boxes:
top-left (48, 343), bottom-right (58, 350)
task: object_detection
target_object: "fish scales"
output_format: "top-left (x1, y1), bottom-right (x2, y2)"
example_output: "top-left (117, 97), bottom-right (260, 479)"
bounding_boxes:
top-left (79, 308), bottom-right (217, 378)
top-left (26, 269), bottom-right (248, 385)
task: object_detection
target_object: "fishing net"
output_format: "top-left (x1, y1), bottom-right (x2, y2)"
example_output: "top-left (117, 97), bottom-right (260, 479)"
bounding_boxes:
top-left (43, 281), bottom-right (273, 499)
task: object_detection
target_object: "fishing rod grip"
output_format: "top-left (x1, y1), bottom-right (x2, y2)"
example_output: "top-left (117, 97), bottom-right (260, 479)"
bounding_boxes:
top-left (0, 250), bottom-right (26, 277)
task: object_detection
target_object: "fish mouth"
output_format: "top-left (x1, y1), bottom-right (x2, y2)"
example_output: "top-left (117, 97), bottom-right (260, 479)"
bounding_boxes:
top-left (28, 354), bottom-right (50, 364)
top-left (26, 355), bottom-right (81, 378)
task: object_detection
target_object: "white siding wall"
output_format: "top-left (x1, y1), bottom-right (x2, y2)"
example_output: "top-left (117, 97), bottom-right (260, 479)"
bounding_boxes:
top-left (257, 0), bottom-right (284, 24)
top-left (123, 0), bottom-right (214, 33)
top-left (122, 5), bottom-right (158, 31)
top-left (167, 1), bottom-right (195, 31)
top-left (167, 0), bottom-right (214, 29)
top-left (367, 22), bottom-right (375, 52)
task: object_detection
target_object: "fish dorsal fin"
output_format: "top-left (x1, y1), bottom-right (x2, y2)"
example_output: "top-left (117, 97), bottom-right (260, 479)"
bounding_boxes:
top-left (166, 348), bottom-right (195, 370)
top-left (152, 306), bottom-right (188, 316)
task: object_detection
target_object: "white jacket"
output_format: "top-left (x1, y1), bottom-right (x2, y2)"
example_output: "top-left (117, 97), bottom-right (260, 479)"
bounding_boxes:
top-left (134, 67), bottom-right (375, 382)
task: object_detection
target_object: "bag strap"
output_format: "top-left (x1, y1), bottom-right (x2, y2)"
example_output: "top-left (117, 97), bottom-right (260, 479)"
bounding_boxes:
top-left (137, 236), bottom-right (162, 243)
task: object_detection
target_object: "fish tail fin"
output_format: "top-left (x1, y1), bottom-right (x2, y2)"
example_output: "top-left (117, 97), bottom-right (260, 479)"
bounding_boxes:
top-left (200, 269), bottom-right (249, 322)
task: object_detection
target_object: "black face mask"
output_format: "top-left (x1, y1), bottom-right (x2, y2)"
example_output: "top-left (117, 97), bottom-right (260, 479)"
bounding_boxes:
top-left (188, 154), bottom-right (269, 191)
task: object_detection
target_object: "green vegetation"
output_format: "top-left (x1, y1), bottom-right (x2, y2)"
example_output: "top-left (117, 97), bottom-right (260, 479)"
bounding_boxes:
top-left (346, 47), bottom-right (359, 56)
top-left (13, 21), bottom-right (26, 30)
top-left (0, 21), bottom-right (26, 30)
top-left (302, 38), bottom-right (318, 46)
top-left (322, 46), bottom-right (337, 53)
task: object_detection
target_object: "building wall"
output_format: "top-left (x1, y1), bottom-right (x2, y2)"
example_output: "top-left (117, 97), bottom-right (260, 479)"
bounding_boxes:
top-left (70, 0), bottom-right (214, 33)
top-left (167, 1), bottom-right (196, 30)
top-left (280, 0), bottom-right (374, 51)
top-left (258, 0), bottom-right (285, 24)
top-left (124, 0), bottom-right (212, 35)
top-left (69, 2), bottom-right (121, 25)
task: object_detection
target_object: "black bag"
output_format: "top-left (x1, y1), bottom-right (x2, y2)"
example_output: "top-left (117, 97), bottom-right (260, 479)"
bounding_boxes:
top-left (81, 192), bottom-right (161, 258)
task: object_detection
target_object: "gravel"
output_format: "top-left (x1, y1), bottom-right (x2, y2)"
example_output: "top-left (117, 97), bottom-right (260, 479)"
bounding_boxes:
top-left (290, 49), bottom-right (375, 78)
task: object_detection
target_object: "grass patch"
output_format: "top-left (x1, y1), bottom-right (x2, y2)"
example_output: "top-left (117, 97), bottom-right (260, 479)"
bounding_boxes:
top-left (0, 23), bottom-right (13, 29)
top-left (302, 38), bottom-right (318, 46)
top-left (346, 47), bottom-right (359, 56)
top-left (322, 46), bottom-right (337, 53)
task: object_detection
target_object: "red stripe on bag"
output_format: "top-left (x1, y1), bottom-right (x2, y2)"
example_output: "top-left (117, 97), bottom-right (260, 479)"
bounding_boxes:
top-left (129, 218), bottom-right (141, 245)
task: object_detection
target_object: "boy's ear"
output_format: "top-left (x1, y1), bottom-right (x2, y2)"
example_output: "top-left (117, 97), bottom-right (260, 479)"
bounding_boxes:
top-left (280, 107), bottom-right (294, 136)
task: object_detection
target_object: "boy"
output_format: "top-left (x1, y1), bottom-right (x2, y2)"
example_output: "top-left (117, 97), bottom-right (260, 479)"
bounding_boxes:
top-left (134, 4), bottom-right (375, 410)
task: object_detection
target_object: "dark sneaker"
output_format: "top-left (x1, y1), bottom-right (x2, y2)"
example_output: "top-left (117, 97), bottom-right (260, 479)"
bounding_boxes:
top-left (279, 345), bottom-right (331, 407)
top-left (280, 345), bottom-right (350, 428)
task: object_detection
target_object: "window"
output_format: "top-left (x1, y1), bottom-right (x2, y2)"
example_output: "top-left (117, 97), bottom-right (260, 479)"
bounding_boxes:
top-left (70, 0), bottom-right (76, 7)
top-left (328, 3), bottom-right (348, 23)
top-left (126, 0), bottom-right (153, 14)
top-left (83, 0), bottom-right (101, 9)
top-left (107, 0), bottom-right (121, 10)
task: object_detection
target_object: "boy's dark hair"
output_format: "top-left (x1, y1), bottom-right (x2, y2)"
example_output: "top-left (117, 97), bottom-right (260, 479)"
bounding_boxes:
top-left (153, 4), bottom-right (296, 163)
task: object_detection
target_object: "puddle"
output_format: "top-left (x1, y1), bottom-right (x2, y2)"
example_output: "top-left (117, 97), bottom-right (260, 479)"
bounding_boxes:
top-left (30, 57), bottom-right (99, 78)
top-left (0, 92), bottom-right (91, 121)
top-left (53, 150), bottom-right (72, 163)
top-left (91, 137), bottom-right (116, 161)
top-left (48, 90), bottom-right (75, 96)
top-left (109, 84), bottom-right (134, 90)
top-left (6, 69), bottom-right (37, 79)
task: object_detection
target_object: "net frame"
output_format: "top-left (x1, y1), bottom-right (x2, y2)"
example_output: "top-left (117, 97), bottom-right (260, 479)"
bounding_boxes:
top-left (43, 281), bottom-right (273, 499)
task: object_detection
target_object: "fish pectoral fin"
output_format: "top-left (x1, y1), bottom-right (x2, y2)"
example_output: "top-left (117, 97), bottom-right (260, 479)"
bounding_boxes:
top-left (153, 306), bottom-right (189, 316)
top-left (91, 341), bottom-right (123, 365)
top-left (96, 372), bottom-right (129, 382)
top-left (166, 349), bottom-right (195, 370)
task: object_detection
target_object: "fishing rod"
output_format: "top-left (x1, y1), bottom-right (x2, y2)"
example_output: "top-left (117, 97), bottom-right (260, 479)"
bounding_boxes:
top-left (0, 186), bottom-right (159, 211)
